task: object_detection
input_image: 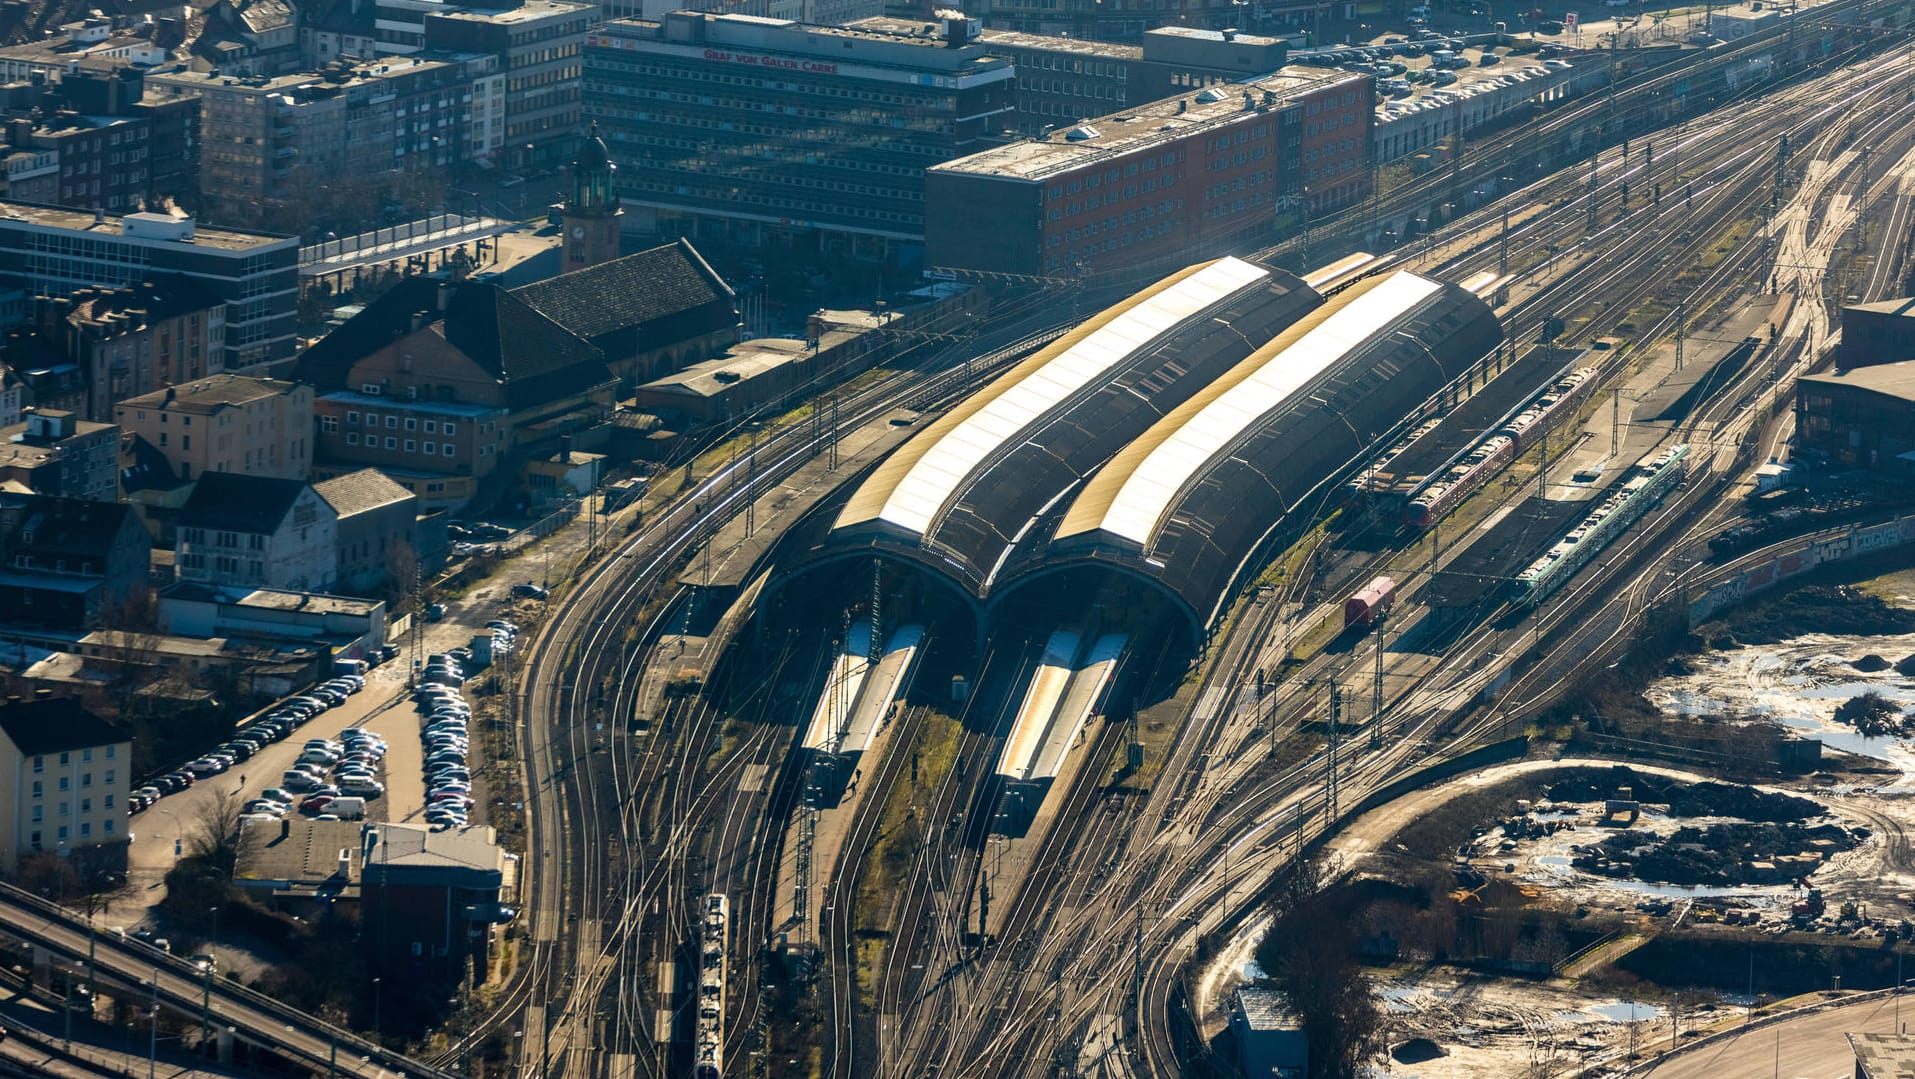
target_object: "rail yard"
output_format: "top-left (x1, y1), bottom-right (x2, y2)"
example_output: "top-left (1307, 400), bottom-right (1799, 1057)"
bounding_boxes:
top-left (404, 0), bottom-right (1915, 1075)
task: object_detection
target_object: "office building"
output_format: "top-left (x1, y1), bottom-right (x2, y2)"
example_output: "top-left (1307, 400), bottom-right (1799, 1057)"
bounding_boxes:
top-left (583, 10), bottom-right (1015, 252)
top-left (0, 203), bottom-right (298, 369)
top-left (925, 67), bottom-right (1369, 277)
top-left (853, 20), bottom-right (1290, 136)
top-left (422, 0), bottom-right (598, 170)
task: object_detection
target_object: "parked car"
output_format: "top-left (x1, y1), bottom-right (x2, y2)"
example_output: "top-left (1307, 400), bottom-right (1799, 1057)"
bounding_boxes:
top-left (511, 582), bottom-right (550, 600)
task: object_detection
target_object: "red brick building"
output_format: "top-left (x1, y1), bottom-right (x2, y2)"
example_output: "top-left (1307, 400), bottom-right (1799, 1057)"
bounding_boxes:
top-left (925, 68), bottom-right (1370, 279)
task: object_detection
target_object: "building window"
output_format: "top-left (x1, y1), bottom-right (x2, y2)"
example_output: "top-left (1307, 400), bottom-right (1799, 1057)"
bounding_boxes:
top-left (385, 416), bottom-right (397, 429)
top-left (424, 420), bottom-right (437, 433)
top-left (405, 440), bottom-right (416, 453)
top-left (424, 442), bottom-right (437, 455)
top-left (386, 436), bottom-right (397, 449)
top-left (104, 793), bottom-right (113, 808)
top-left (59, 751), bottom-right (68, 765)
top-left (82, 749), bottom-right (90, 762)
top-left (444, 422), bottom-right (456, 436)
top-left (347, 411), bottom-right (359, 425)
top-left (104, 819), bottom-right (113, 835)
top-left (29, 832), bottom-right (40, 851)
top-left (347, 433), bottom-right (359, 445)
top-left (80, 798), bottom-right (90, 813)
top-left (405, 418), bottom-right (417, 431)
top-left (32, 756), bottom-right (41, 773)
top-left (30, 781), bottom-right (40, 798)
top-left (30, 806), bottom-right (41, 822)
top-left (58, 777), bottom-right (68, 791)
top-left (81, 772), bottom-right (91, 788)
top-left (80, 822), bottom-right (89, 838)
top-left (322, 416), bottom-right (339, 433)
top-left (443, 443), bottom-right (454, 456)
top-left (104, 745), bottom-right (113, 759)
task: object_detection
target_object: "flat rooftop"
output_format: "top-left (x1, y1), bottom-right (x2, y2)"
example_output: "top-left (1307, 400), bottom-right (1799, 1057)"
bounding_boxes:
top-left (850, 17), bottom-right (1142, 57)
top-left (1852, 1033), bottom-right (1915, 1079)
top-left (148, 56), bottom-right (462, 95)
top-left (933, 67), bottom-right (1361, 182)
top-left (1802, 360), bottom-right (1915, 404)
top-left (429, 0), bottom-right (592, 23)
top-left (0, 201), bottom-right (291, 251)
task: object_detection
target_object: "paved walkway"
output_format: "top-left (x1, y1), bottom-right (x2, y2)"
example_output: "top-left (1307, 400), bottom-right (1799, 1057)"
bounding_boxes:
top-left (1635, 992), bottom-right (1898, 1079)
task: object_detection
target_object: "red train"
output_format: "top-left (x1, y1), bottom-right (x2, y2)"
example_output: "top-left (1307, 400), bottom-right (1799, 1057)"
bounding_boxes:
top-left (1344, 575), bottom-right (1398, 628)
top-left (1404, 435), bottom-right (1516, 529)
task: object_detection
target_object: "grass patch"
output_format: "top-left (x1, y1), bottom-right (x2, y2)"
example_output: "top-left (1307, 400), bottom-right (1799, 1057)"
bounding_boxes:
top-left (850, 709), bottom-right (962, 1006)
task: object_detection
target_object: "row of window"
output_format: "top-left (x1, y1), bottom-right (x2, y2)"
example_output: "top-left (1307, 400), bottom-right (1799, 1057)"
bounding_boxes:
top-left (26, 818), bottom-right (113, 850)
top-left (346, 434), bottom-right (460, 456)
top-left (27, 793), bottom-right (113, 819)
top-left (27, 769), bottom-right (112, 794)
top-left (1044, 151), bottom-right (1181, 199)
top-left (30, 747), bottom-right (114, 770)
top-left (344, 411), bottom-right (457, 435)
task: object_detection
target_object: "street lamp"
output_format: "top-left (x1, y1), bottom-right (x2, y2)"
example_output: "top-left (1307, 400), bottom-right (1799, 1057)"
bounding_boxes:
top-left (373, 976), bottom-right (382, 1040)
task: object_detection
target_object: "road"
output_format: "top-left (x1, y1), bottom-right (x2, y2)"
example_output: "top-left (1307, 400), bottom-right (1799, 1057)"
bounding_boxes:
top-left (1636, 993), bottom-right (1902, 1079)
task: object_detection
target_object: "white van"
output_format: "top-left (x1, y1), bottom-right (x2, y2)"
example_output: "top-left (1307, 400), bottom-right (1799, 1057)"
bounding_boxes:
top-left (328, 796), bottom-right (368, 820)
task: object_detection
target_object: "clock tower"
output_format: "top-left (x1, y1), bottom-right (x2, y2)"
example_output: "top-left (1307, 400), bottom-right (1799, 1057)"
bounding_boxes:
top-left (561, 123), bottom-right (621, 270)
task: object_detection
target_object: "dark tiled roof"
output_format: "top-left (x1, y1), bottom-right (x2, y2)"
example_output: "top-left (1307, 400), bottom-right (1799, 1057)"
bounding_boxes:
top-left (512, 239), bottom-right (736, 348)
top-left (119, 433), bottom-right (182, 495)
top-left (4, 494), bottom-right (139, 557)
top-left (296, 279), bottom-right (613, 411)
top-left (0, 697), bottom-right (125, 756)
top-left (80, 273), bottom-right (224, 324)
top-left (293, 277), bottom-right (442, 393)
top-left (314, 468), bottom-right (412, 517)
top-left (178, 471), bottom-right (309, 533)
top-left (438, 284), bottom-right (610, 411)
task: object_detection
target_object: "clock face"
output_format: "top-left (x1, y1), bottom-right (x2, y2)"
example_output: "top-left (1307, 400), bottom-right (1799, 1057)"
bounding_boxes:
top-left (572, 226), bottom-right (585, 239)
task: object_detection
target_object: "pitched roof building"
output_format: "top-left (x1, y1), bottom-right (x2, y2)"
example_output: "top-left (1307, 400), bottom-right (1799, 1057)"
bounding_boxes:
top-left (0, 694), bottom-right (131, 873)
top-left (314, 468), bottom-right (416, 596)
top-left (511, 238), bottom-right (740, 384)
top-left (0, 494), bottom-right (149, 628)
top-left (297, 278), bottom-right (616, 509)
top-left (114, 374), bottom-right (312, 483)
top-left (176, 472), bottom-right (338, 592)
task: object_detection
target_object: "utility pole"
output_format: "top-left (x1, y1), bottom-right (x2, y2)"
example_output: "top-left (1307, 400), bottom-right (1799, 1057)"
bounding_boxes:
top-left (1675, 299), bottom-right (1687, 370)
top-left (1327, 683), bottom-right (1342, 821)
top-left (870, 559), bottom-right (882, 664)
top-left (827, 393), bottom-right (840, 471)
top-left (1586, 150), bottom-right (1600, 234)
top-left (744, 427), bottom-right (757, 538)
top-left (1772, 132), bottom-right (1790, 211)
top-left (1371, 616), bottom-right (1384, 751)
top-left (1611, 388), bottom-right (1621, 457)
top-left (1857, 145), bottom-right (1874, 252)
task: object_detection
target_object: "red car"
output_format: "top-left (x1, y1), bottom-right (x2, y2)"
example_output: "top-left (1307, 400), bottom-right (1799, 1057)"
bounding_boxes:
top-left (299, 795), bottom-right (335, 814)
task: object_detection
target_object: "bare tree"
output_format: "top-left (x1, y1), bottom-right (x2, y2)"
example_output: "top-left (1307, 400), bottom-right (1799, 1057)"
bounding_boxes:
top-left (189, 785), bottom-right (248, 862)
top-left (1253, 853), bottom-right (1388, 1079)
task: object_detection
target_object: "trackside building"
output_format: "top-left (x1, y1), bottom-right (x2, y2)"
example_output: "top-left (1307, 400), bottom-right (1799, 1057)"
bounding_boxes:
top-left (924, 67), bottom-right (1370, 278)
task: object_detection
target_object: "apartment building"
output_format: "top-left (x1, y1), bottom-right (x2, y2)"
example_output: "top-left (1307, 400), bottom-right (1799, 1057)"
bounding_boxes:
top-left (0, 695), bottom-right (131, 875)
top-left (115, 374), bottom-right (311, 483)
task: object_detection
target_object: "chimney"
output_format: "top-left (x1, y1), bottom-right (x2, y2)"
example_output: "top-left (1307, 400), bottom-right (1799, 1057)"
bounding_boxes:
top-left (163, 386), bottom-right (175, 405)
top-left (93, 208), bottom-right (104, 227)
top-left (436, 281), bottom-right (454, 312)
top-left (336, 848), bottom-right (351, 879)
top-left (559, 434), bottom-right (573, 460)
top-left (409, 310), bottom-right (429, 332)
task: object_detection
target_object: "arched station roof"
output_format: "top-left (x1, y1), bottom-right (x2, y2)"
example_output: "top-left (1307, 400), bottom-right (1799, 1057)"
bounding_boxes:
top-left (827, 255), bottom-right (1322, 594)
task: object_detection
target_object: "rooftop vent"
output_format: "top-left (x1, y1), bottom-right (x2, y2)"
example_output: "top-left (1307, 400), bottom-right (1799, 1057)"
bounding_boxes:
top-left (1194, 86), bottom-right (1228, 103)
top-left (1064, 124), bottom-right (1100, 141)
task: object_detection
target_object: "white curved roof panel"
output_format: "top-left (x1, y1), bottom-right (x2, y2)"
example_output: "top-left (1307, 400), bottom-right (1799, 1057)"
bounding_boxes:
top-left (1095, 270), bottom-right (1445, 547)
top-left (873, 256), bottom-right (1271, 536)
